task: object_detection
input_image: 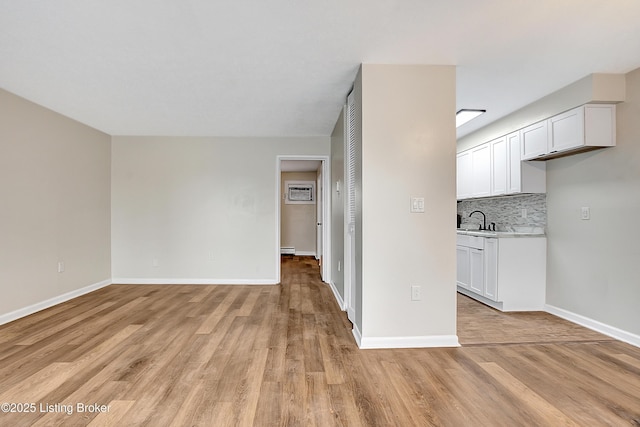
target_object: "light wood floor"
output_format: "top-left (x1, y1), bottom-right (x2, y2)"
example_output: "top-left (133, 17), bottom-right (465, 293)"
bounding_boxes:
top-left (1, 256), bottom-right (639, 426)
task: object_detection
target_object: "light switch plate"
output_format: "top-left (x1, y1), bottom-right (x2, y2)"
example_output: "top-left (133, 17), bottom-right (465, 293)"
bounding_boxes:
top-left (411, 285), bottom-right (422, 301)
top-left (410, 197), bottom-right (425, 213)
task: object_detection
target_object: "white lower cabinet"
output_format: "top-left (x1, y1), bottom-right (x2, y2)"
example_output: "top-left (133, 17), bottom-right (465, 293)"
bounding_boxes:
top-left (457, 233), bottom-right (547, 311)
top-left (483, 238), bottom-right (498, 300)
top-left (469, 248), bottom-right (484, 294)
top-left (456, 235), bottom-right (484, 293)
top-left (456, 245), bottom-right (470, 289)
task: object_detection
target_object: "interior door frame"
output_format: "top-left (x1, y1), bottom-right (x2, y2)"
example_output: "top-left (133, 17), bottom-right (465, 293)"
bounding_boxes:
top-left (276, 155), bottom-right (331, 284)
top-left (316, 167), bottom-right (323, 265)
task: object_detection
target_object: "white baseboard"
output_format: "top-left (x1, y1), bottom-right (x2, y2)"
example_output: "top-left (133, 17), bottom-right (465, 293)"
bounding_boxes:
top-left (294, 251), bottom-right (316, 257)
top-left (347, 307), bottom-right (356, 323)
top-left (358, 334), bottom-right (460, 349)
top-left (352, 324), bottom-right (363, 347)
top-left (457, 286), bottom-right (504, 311)
top-left (112, 278), bottom-right (278, 285)
top-left (0, 279), bottom-right (112, 326)
top-left (545, 304), bottom-right (640, 348)
top-left (329, 281), bottom-right (345, 310)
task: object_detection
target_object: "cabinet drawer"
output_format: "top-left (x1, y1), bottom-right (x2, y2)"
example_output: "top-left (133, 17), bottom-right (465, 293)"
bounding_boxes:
top-left (456, 234), bottom-right (484, 249)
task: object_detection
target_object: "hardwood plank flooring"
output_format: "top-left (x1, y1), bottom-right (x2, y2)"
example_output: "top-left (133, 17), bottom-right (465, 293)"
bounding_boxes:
top-left (457, 292), bottom-right (615, 346)
top-left (0, 256), bottom-right (638, 426)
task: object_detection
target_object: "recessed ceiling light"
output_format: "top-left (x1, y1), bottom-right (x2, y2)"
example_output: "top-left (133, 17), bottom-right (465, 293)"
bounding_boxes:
top-left (456, 109), bottom-right (486, 128)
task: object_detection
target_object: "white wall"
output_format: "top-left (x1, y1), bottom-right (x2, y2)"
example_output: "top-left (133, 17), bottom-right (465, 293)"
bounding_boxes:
top-left (546, 67), bottom-right (640, 339)
top-left (359, 64), bottom-right (457, 347)
top-left (330, 107), bottom-right (345, 301)
top-left (0, 89), bottom-right (111, 321)
top-left (111, 136), bottom-right (329, 284)
top-left (281, 171), bottom-right (317, 255)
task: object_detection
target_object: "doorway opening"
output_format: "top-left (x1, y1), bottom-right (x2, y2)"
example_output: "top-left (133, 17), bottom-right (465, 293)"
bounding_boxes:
top-left (276, 156), bottom-right (330, 285)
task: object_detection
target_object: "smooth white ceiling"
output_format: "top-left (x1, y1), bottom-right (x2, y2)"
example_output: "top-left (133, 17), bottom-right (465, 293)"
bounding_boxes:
top-left (281, 160), bottom-right (322, 173)
top-left (2, 1), bottom-right (640, 138)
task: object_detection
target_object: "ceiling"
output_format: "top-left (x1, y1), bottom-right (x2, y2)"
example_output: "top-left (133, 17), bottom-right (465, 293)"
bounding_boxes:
top-left (2, 1), bottom-right (640, 139)
top-left (281, 160), bottom-right (322, 173)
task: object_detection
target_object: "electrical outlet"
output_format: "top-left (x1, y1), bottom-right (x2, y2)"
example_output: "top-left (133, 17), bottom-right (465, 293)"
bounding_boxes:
top-left (57, 261), bottom-right (65, 273)
top-left (152, 258), bottom-right (159, 267)
top-left (581, 207), bottom-right (590, 220)
top-left (337, 261), bottom-right (341, 272)
top-left (411, 285), bottom-right (422, 301)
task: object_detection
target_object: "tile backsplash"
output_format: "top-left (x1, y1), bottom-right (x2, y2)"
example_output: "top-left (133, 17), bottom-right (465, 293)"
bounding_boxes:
top-left (457, 194), bottom-right (546, 231)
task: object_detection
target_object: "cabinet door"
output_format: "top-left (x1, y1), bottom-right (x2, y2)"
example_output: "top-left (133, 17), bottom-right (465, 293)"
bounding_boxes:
top-left (506, 131), bottom-right (522, 194)
top-left (456, 151), bottom-right (472, 200)
top-left (469, 248), bottom-right (484, 294)
top-left (471, 143), bottom-right (491, 197)
top-left (521, 120), bottom-right (548, 160)
top-left (548, 106), bottom-right (584, 154)
top-left (484, 238), bottom-right (498, 301)
top-left (584, 104), bottom-right (615, 147)
top-left (490, 136), bottom-right (507, 196)
top-left (456, 245), bottom-right (471, 289)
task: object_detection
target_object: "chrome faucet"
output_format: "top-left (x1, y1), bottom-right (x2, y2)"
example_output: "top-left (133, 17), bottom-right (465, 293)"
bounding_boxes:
top-left (469, 210), bottom-right (487, 230)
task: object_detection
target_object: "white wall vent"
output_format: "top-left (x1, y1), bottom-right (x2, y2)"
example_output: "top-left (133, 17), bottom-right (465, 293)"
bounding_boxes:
top-left (280, 247), bottom-right (296, 255)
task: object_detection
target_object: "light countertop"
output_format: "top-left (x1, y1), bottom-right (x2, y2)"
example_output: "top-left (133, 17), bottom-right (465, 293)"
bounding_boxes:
top-left (456, 229), bottom-right (546, 238)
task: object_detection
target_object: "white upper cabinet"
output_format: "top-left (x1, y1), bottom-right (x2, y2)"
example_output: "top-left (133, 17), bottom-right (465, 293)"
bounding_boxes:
top-left (490, 136), bottom-right (507, 196)
top-left (549, 104), bottom-right (615, 156)
top-left (525, 104), bottom-right (616, 160)
top-left (456, 151), bottom-right (472, 200)
top-left (456, 103), bottom-right (614, 200)
top-left (457, 132), bottom-right (545, 200)
top-left (506, 131), bottom-right (522, 194)
top-left (548, 106), bottom-right (584, 154)
top-left (471, 143), bottom-right (491, 198)
top-left (521, 120), bottom-right (549, 160)
top-left (584, 104), bottom-right (616, 147)
top-left (507, 131), bottom-right (546, 194)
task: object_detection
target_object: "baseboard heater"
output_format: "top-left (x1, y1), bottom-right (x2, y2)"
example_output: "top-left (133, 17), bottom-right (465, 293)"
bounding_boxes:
top-left (280, 247), bottom-right (295, 255)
